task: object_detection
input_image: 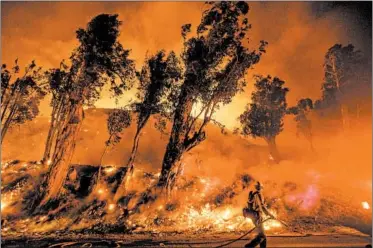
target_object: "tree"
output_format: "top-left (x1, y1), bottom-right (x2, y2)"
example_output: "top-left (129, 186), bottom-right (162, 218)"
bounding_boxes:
top-left (41, 61), bottom-right (70, 164)
top-left (96, 108), bottom-right (131, 190)
top-left (35, 14), bottom-right (136, 210)
top-left (114, 50), bottom-right (183, 200)
top-left (239, 75), bottom-right (289, 163)
top-left (319, 44), bottom-right (366, 129)
top-left (288, 98), bottom-right (314, 151)
top-left (1, 60), bottom-right (47, 144)
top-left (157, 1), bottom-right (267, 191)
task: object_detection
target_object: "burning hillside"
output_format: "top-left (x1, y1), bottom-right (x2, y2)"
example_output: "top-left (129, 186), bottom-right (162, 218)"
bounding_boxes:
top-left (1, 109), bottom-right (372, 240)
top-left (1, 2), bottom-right (372, 247)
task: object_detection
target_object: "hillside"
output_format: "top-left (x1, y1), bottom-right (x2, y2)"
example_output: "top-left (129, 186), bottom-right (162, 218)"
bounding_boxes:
top-left (2, 108), bottom-right (270, 181)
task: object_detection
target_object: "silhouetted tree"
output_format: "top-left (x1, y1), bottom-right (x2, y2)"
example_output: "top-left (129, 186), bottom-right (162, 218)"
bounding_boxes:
top-left (318, 44), bottom-right (367, 129)
top-left (288, 98), bottom-right (314, 151)
top-left (157, 1), bottom-right (267, 191)
top-left (114, 50), bottom-right (183, 199)
top-left (35, 14), bottom-right (136, 210)
top-left (239, 75), bottom-right (288, 163)
top-left (96, 108), bottom-right (131, 186)
top-left (42, 61), bottom-right (70, 164)
top-left (1, 60), bottom-right (46, 143)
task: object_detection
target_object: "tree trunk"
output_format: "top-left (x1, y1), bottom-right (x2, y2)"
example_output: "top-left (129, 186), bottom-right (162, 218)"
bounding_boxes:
top-left (37, 101), bottom-right (84, 208)
top-left (266, 137), bottom-right (280, 163)
top-left (1, 83), bottom-right (18, 123)
top-left (42, 100), bottom-right (62, 163)
top-left (113, 114), bottom-right (149, 201)
top-left (1, 101), bottom-right (18, 144)
top-left (340, 104), bottom-right (349, 131)
top-left (158, 87), bottom-right (193, 189)
top-left (94, 143), bottom-right (109, 195)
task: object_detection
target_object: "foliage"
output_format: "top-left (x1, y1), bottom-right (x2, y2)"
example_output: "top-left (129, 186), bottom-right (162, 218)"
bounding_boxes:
top-left (106, 108), bottom-right (132, 146)
top-left (1, 60), bottom-right (47, 140)
top-left (135, 50), bottom-right (183, 134)
top-left (70, 14), bottom-right (137, 105)
top-left (158, 1), bottom-right (267, 187)
top-left (317, 44), bottom-right (366, 110)
top-left (180, 1), bottom-right (267, 149)
top-left (239, 75), bottom-right (289, 141)
top-left (288, 98), bottom-right (313, 139)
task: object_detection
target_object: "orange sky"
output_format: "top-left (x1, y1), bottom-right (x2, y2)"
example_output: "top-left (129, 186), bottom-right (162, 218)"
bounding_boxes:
top-left (1, 2), bottom-right (371, 129)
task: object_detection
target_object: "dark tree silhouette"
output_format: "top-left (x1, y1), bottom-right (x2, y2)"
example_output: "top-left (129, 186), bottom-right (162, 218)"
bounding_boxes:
top-left (318, 44), bottom-right (368, 129)
top-left (288, 98), bottom-right (314, 151)
top-left (1, 60), bottom-right (47, 144)
top-left (35, 14), bottom-right (136, 210)
top-left (114, 50), bottom-right (183, 200)
top-left (96, 108), bottom-right (131, 189)
top-left (157, 1), bottom-right (267, 191)
top-left (239, 75), bottom-right (289, 163)
top-left (42, 61), bottom-right (70, 164)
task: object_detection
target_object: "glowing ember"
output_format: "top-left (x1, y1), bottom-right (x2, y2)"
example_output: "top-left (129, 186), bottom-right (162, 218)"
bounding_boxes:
top-left (362, 201), bottom-right (370, 210)
top-left (104, 167), bottom-right (116, 174)
top-left (222, 209), bottom-right (231, 220)
top-left (47, 160), bottom-right (52, 165)
top-left (108, 204), bottom-right (115, 211)
top-left (40, 216), bottom-right (48, 221)
top-left (1, 201), bottom-right (7, 211)
top-left (97, 189), bottom-right (104, 194)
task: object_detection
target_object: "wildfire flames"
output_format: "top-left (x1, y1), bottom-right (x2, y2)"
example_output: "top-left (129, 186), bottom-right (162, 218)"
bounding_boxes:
top-left (362, 201), bottom-right (370, 210)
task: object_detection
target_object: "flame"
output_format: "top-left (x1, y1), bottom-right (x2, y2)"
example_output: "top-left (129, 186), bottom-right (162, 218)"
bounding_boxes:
top-left (47, 160), bottom-right (52, 165)
top-left (362, 201), bottom-right (370, 210)
top-left (108, 204), bottom-right (116, 211)
top-left (104, 167), bottom-right (116, 174)
top-left (130, 203), bottom-right (283, 233)
top-left (1, 201), bottom-right (7, 211)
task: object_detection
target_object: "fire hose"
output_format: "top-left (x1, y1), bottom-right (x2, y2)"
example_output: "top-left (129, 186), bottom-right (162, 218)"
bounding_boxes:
top-left (213, 217), bottom-right (273, 248)
top-left (212, 216), bottom-right (309, 248)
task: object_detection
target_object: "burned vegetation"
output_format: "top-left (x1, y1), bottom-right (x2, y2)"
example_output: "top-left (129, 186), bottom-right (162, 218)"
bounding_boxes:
top-left (1, 1), bottom-right (371, 243)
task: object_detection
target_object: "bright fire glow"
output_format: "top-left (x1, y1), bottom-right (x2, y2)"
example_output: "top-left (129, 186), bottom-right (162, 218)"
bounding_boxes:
top-left (1, 201), bottom-right (7, 211)
top-left (104, 167), bottom-right (116, 174)
top-left (108, 204), bottom-right (115, 211)
top-left (47, 160), bottom-right (52, 165)
top-left (362, 201), bottom-right (370, 210)
top-left (132, 203), bottom-right (282, 233)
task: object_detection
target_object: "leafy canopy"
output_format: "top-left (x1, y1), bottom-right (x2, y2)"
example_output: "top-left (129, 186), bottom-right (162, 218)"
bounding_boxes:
top-left (239, 75), bottom-right (289, 141)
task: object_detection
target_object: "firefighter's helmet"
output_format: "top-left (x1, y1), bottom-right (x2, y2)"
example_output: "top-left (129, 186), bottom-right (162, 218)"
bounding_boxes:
top-left (255, 181), bottom-right (263, 191)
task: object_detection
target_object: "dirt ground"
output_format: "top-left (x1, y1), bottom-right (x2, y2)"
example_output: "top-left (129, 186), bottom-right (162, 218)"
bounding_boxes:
top-left (2, 234), bottom-right (372, 248)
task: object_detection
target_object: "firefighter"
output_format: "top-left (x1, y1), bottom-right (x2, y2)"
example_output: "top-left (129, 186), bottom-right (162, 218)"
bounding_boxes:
top-left (243, 181), bottom-right (275, 248)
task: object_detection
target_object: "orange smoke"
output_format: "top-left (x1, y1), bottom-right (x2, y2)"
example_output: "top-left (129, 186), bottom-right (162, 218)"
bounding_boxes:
top-left (2, 2), bottom-right (371, 129)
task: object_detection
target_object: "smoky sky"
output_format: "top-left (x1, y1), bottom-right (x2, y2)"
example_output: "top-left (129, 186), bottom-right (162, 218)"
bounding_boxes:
top-left (312, 2), bottom-right (372, 43)
top-left (1, 1), bottom-right (372, 129)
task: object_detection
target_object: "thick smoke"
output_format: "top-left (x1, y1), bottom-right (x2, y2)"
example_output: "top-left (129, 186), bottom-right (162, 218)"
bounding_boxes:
top-left (2, 2), bottom-right (371, 128)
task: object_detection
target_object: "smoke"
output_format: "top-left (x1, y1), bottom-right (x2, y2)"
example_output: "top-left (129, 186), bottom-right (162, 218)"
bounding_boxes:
top-left (1, 2), bottom-right (371, 235)
top-left (2, 2), bottom-right (371, 128)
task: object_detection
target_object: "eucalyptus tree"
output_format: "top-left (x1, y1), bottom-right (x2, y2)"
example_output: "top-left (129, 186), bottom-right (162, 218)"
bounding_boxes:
top-left (35, 14), bottom-right (136, 210)
top-left (157, 1), bottom-right (267, 190)
top-left (239, 75), bottom-right (289, 163)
